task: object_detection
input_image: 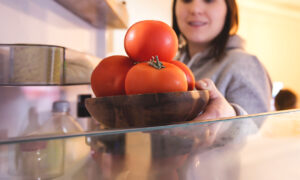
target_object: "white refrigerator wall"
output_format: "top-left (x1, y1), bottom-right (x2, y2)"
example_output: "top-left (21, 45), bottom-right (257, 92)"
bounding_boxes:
top-left (0, 0), bottom-right (106, 58)
top-left (0, 0), bottom-right (106, 136)
top-left (105, 0), bottom-right (173, 56)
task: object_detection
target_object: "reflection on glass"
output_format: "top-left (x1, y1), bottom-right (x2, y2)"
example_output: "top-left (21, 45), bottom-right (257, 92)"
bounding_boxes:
top-left (9, 140), bottom-right (64, 179)
top-left (0, 110), bottom-right (300, 179)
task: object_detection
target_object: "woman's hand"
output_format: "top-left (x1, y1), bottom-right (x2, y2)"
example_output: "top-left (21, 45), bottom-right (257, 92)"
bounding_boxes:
top-left (194, 78), bottom-right (236, 121)
top-left (147, 79), bottom-right (237, 152)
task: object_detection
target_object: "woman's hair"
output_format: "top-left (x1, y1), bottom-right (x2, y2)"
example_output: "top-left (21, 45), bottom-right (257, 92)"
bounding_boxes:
top-left (172, 0), bottom-right (239, 61)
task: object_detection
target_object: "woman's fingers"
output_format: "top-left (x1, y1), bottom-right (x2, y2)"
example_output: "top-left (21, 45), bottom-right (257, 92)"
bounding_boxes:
top-left (194, 79), bottom-right (236, 121)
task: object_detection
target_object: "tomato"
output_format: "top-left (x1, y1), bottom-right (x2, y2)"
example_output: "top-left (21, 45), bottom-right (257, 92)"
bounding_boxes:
top-left (124, 20), bottom-right (178, 62)
top-left (91, 55), bottom-right (134, 97)
top-left (125, 58), bottom-right (187, 95)
top-left (169, 61), bottom-right (195, 90)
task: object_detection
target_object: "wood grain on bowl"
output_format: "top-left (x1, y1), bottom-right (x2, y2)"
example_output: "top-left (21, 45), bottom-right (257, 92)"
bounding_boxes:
top-left (85, 90), bottom-right (209, 129)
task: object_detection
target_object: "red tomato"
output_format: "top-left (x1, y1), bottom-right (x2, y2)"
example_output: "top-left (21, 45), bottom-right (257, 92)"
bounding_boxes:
top-left (124, 20), bottom-right (178, 62)
top-left (169, 61), bottom-right (195, 90)
top-left (91, 55), bottom-right (134, 97)
top-left (125, 59), bottom-right (187, 95)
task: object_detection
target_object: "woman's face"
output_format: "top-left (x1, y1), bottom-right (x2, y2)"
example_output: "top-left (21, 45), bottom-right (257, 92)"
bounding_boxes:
top-left (175, 0), bottom-right (227, 47)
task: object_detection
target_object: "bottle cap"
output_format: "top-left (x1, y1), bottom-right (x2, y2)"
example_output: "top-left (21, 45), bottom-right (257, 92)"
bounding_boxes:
top-left (52, 100), bottom-right (70, 113)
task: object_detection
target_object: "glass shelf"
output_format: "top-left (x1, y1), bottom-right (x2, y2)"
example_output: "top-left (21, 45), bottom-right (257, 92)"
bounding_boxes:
top-left (1, 110), bottom-right (300, 179)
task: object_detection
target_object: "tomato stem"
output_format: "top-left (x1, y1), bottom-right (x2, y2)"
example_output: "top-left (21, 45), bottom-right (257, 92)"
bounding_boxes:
top-left (148, 56), bottom-right (165, 69)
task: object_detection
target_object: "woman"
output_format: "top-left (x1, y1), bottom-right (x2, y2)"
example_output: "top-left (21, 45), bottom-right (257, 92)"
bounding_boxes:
top-left (154, 1), bottom-right (273, 179)
top-left (149, 1), bottom-right (272, 178)
top-left (173, 0), bottom-right (272, 126)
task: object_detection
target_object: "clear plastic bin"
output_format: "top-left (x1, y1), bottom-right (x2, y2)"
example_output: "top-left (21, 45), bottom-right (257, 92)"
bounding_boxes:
top-left (0, 44), bottom-right (100, 85)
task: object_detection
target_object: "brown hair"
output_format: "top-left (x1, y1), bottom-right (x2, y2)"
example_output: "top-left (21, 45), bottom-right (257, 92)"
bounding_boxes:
top-left (275, 89), bottom-right (298, 110)
top-left (172, 0), bottom-right (239, 61)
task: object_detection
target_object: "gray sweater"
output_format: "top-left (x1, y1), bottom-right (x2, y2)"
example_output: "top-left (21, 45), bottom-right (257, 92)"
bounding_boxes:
top-left (174, 36), bottom-right (272, 177)
top-left (178, 35), bottom-right (272, 119)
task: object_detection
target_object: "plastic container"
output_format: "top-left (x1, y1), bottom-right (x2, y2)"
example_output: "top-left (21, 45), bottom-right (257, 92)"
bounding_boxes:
top-left (46, 100), bottom-right (83, 133)
top-left (0, 44), bottom-right (100, 85)
top-left (10, 101), bottom-right (83, 179)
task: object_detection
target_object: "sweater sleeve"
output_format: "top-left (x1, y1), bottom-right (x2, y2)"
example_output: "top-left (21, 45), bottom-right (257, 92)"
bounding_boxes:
top-left (224, 55), bottom-right (272, 127)
top-left (231, 103), bottom-right (248, 116)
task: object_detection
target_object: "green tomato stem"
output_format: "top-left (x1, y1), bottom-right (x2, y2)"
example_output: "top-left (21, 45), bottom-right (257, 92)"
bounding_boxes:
top-left (148, 56), bottom-right (165, 69)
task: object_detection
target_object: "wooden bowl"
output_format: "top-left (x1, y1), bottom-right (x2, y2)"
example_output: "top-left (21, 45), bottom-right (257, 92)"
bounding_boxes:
top-left (85, 90), bottom-right (209, 129)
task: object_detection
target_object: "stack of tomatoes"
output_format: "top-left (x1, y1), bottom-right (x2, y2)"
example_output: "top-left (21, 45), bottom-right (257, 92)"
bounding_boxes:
top-left (91, 20), bottom-right (195, 97)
